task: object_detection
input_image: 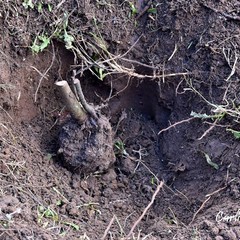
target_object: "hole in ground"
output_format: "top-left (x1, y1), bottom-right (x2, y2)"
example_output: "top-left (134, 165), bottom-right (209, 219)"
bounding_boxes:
top-left (20, 48), bottom-right (233, 233)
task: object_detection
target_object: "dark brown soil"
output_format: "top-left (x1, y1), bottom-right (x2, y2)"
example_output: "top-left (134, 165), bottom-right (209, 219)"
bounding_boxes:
top-left (58, 116), bottom-right (115, 175)
top-left (0, 1), bottom-right (240, 240)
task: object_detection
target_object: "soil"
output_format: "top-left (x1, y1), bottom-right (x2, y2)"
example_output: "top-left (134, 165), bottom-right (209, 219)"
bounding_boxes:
top-left (0, 1), bottom-right (240, 240)
top-left (58, 116), bottom-right (116, 174)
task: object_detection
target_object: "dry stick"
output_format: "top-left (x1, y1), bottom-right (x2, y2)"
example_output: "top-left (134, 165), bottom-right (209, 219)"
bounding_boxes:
top-left (158, 117), bottom-right (195, 135)
top-left (33, 43), bottom-right (55, 102)
top-left (101, 216), bottom-right (115, 240)
top-left (73, 78), bottom-right (98, 120)
top-left (55, 81), bottom-right (87, 123)
top-left (75, 34), bottom-right (144, 76)
top-left (126, 181), bottom-right (164, 239)
top-left (202, 3), bottom-right (240, 21)
top-left (168, 44), bottom-right (178, 62)
top-left (198, 119), bottom-right (218, 140)
top-left (189, 185), bottom-right (227, 225)
top-left (189, 196), bottom-right (211, 225)
top-left (107, 59), bottom-right (191, 79)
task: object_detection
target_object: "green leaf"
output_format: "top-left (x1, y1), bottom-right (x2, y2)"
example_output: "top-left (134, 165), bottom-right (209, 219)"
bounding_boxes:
top-left (227, 129), bottom-right (240, 139)
top-left (97, 67), bottom-right (107, 80)
top-left (48, 4), bottom-right (52, 12)
top-left (147, 8), bottom-right (157, 14)
top-left (203, 152), bottom-right (219, 170)
top-left (22, 0), bottom-right (34, 9)
top-left (63, 222), bottom-right (80, 231)
top-left (56, 200), bottom-right (62, 206)
top-left (37, 3), bottom-right (43, 12)
top-left (129, 2), bottom-right (137, 15)
top-left (38, 35), bottom-right (51, 51)
top-left (64, 31), bottom-right (74, 49)
top-left (31, 35), bottom-right (51, 53)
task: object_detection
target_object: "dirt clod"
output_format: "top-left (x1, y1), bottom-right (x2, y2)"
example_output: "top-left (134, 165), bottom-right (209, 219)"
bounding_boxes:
top-left (58, 115), bottom-right (115, 175)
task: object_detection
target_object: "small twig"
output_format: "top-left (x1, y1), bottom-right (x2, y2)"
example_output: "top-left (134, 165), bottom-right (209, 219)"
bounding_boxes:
top-left (189, 196), bottom-right (211, 225)
top-left (198, 118), bottom-right (218, 140)
top-left (126, 181), bottom-right (164, 239)
top-left (168, 207), bottom-right (179, 227)
top-left (0, 49), bottom-right (20, 67)
top-left (168, 44), bottom-right (178, 61)
top-left (202, 3), bottom-right (240, 21)
top-left (121, 57), bottom-right (159, 70)
top-left (56, 0), bottom-right (66, 9)
top-left (33, 43), bottom-right (55, 102)
top-left (0, 105), bottom-right (13, 121)
top-left (101, 216), bottom-right (115, 240)
top-left (189, 185), bottom-right (227, 225)
top-left (205, 185), bottom-right (228, 198)
top-left (52, 187), bottom-right (70, 204)
top-left (72, 71), bottom-right (98, 120)
top-left (107, 64), bottom-right (191, 79)
top-left (158, 117), bottom-right (195, 135)
top-left (114, 109), bottom-right (127, 135)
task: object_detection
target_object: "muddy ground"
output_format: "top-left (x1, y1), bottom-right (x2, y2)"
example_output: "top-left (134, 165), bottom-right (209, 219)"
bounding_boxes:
top-left (0, 0), bottom-right (240, 239)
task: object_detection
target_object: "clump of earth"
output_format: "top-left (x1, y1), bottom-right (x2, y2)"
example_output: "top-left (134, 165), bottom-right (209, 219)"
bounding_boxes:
top-left (58, 116), bottom-right (115, 175)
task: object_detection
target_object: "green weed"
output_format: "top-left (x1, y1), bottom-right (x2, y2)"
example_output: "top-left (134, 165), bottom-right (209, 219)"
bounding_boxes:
top-left (37, 206), bottom-right (59, 224)
top-left (129, 2), bottom-right (138, 16)
top-left (147, 8), bottom-right (157, 14)
top-left (31, 34), bottom-right (51, 53)
top-left (22, 0), bottom-right (34, 9)
top-left (114, 140), bottom-right (128, 157)
top-left (227, 129), bottom-right (240, 139)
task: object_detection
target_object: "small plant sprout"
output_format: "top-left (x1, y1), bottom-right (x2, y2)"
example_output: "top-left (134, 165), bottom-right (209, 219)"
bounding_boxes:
top-left (56, 200), bottom-right (63, 206)
top-left (114, 140), bottom-right (128, 157)
top-left (94, 66), bottom-right (107, 80)
top-left (227, 129), bottom-right (240, 139)
top-left (22, 0), bottom-right (34, 9)
top-left (37, 3), bottom-right (43, 12)
top-left (62, 14), bottom-right (75, 49)
top-left (37, 206), bottom-right (59, 224)
top-left (129, 2), bottom-right (138, 16)
top-left (47, 3), bottom-right (52, 12)
top-left (31, 34), bottom-right (51, 53)
top-left (150, 176), bottom-right (157, 185)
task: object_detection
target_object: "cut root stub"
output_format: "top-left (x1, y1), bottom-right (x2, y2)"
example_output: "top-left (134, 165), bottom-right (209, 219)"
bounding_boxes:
top-left (58, 115), bottom-right (116, 175)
